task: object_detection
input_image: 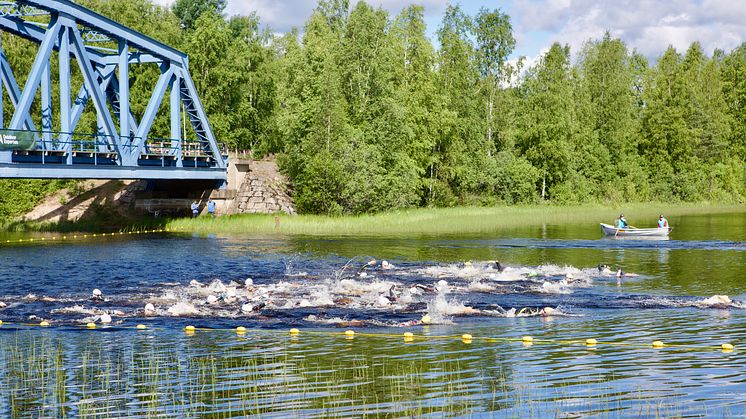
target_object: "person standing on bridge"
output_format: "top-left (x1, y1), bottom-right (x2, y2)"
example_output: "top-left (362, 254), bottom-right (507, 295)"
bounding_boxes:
top-left (191, 201), bottom-right (199, 217)
top-left (207, 199), bottom-right (216, 217)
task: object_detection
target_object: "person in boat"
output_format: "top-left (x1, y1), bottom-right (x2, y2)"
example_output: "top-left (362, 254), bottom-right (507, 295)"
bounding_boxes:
top-left (658, 214), bottom-right (669, 228)
top-left (616, 214), bottom-right (628, 229)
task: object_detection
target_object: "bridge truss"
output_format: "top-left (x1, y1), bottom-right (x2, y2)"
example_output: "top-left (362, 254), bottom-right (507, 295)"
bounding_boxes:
top-left (0, 0), bottom-right (227, 180)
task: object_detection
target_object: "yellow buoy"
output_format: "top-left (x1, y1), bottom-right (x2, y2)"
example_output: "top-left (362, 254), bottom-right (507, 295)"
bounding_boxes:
top-left (652, 340), bottom-right (665, 348)
top-left (236, 326), bottom-right (247, 334)
top-left (40, 321), bottom-right (50, 327)
top-left (289, 328), bottom-right (300, 335)
top-left (586, 338), bottom-right (597, 346)
top-left (184, 325), bottom-right (196, 332)
top-left (0, 320), bottom-right (3, 325)
top-left (403, 332), bottom-right (414, 338)
top-left (462, 338), bottom-right (472, 344)
top-left (462, 333), bottom-right (473, 340)
top-left (722, 343), bottom-right (734, 351)
top-left (522, 336), bottom-right (534, 343)
top-left (421, 314), bottom-right (431, 324)
top-left (86, 322), bottom-right (96, 329)
top-left (344, 330), bottom-right (355, 336)
top-left (136, 324), bottom-right (147, 330)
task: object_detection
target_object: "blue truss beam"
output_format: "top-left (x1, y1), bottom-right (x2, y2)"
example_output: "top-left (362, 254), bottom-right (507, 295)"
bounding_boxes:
top-left (68, 21), bottom-right (122, 161)
top-left (0, 15), bottom-right (162, 64)
top-left (0, 163), bottom-right (226, 180)
top-left (0, 0), bottom-right (227, 180)
top-left (8, 14), bottom-right (59, 130)
top-left (23, 0), bottom-right (185, 63)
top-left (0, 46), bottom-right (36, 131)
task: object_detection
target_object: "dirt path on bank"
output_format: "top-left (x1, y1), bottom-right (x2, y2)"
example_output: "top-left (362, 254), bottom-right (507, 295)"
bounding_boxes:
top-left (21, 180), bottom-right (138, 224)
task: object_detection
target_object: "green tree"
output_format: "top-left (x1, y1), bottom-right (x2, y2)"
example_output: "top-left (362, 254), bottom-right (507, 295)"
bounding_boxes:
top-left (641, 46), bottom-right (688, 199)
top-left (517, 43), bottom-right (574, 200)
top-left (474, 8), bottom-right (515, 150)
top-left (280, 12), bottom-right (351, 214)
top-left (722, 44), bottom-right (746, 159)
top-left (172, 0), bottom-right (226, 30)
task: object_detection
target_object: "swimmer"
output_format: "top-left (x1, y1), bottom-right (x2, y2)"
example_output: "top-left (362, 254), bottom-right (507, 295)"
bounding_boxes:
top-left (384, 285), bottom-right (398, 303)
top-left (514, 306), bottom-right (560, 317)
top-left (539, 307), bottom-right (556, 316)
top-left (91, 289), bottom-right (104, 301)
top-left (616, 268), bottom-right (638, 278)
top-left (144, 303), bottom-right (156, 316)
top-left (241, 302), bottom-right (266, 313)
top-left (597, 264), bottom-right (612, 274)
top-left (493, 260), bottom-right (504, 272)
top-left (701, 295), bottom-right (732, 309)
top-left (358, 259), bottom-right (376, 274)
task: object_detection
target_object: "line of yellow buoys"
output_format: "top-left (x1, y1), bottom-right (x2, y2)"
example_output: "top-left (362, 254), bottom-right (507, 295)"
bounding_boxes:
top-left (0, 319), bottom-right (735, 353)
top-left (1, 228), bottom-right (178, 246)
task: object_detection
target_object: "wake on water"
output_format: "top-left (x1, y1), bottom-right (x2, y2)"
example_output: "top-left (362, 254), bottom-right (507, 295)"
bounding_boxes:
top-left (0, 259), bottom-right (742, 327)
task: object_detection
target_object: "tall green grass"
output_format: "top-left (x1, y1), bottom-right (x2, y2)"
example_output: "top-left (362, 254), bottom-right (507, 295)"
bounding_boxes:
top-left (0, 331), bottom-right (723, 418)
top-left (167, 203), bottom-right (745, 236)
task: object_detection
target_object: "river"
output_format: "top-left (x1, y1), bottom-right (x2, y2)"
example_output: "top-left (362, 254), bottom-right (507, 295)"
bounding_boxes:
top-left (0, 211), bottom-right (745, 417)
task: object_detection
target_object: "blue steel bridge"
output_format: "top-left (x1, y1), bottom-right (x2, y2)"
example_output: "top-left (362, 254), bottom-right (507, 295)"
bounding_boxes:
top-left (0, 0), bottom-right (227, 181)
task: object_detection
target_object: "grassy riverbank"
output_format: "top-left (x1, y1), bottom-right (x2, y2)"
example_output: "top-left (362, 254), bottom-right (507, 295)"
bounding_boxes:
top-left (166, 203), bottom-right (744, 236)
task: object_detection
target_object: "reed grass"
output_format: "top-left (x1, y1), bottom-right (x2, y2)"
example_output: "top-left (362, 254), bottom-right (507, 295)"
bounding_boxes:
top-left (167, 202), bottom-right (745, 236)
top-left (0, 330), bottom-right (727, 418)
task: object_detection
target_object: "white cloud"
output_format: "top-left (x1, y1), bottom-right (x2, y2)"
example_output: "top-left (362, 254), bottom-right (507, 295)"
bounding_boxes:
top-left (135, 0), bottom-right (746, 61)
top-left (512, 0), bottom-right (746, 60)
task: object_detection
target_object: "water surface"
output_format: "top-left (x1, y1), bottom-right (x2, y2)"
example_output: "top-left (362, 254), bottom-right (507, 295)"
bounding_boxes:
top-left (0, 211), bottom-right (745, 417)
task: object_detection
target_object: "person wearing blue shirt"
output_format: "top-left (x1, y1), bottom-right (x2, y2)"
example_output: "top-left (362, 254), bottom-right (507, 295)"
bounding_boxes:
top-left (190, 201), bottom-right (199, 218)
top-left (616, 214), bottom-right (628, 229)
top-left (657, 214), bottom-right (668, 228)
top-left (207, 199), bottom-right (216, 217)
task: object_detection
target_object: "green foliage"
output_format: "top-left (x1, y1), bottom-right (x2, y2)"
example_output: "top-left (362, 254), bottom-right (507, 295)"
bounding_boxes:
top-left (172, 0), bottom-right (226, 30)
top-left (0, 180), bottom-right (74, 219)
top-left (3, 0), bottom-right (745, 218)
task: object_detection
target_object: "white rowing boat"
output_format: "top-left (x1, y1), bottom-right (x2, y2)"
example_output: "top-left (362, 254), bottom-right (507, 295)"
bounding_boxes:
top-left (600, 223), bottom-right (671, 237)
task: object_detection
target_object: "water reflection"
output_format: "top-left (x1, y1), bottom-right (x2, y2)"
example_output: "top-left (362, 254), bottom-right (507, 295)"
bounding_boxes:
top-left (0, 211), bottom-right (745, 416)
top-left (1, 315), bottom-right (745, 418)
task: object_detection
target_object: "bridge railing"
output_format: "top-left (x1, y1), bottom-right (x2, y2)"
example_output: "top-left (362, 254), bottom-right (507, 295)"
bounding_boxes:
top-left (7, 129), bottom-right (225, 168)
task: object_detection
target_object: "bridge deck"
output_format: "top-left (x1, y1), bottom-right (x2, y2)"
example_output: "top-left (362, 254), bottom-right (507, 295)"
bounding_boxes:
top-left (0, 162), bottom-right (226, 180)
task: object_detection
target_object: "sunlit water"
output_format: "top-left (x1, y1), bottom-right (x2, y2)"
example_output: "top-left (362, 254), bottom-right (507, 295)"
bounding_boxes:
top-left (0, 211), bottom-right (745, 417)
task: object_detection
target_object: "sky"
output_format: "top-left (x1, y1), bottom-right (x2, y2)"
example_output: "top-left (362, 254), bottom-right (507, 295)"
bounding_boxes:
top-left (152, 0), bottom-right (746, 66)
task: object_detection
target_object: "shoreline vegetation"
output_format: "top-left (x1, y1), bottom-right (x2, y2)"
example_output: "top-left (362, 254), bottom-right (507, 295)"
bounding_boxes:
top-left (3, 202), bottom-right (744, 236)
top-left (166, 203), bottom-right (744, 236)
top-left (2, 0), bottom-right (746, 222)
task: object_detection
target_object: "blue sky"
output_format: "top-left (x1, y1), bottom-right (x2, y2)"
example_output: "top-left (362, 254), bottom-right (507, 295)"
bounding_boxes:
top-left (154, 0), bottom-right (746, 66)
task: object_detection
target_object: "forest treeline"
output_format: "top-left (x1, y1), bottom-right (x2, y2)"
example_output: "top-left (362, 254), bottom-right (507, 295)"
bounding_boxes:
top-left (1, 0), bottom-right (745, 217)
